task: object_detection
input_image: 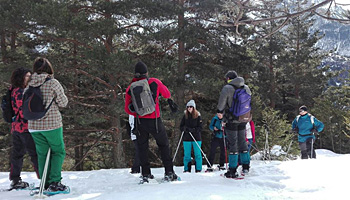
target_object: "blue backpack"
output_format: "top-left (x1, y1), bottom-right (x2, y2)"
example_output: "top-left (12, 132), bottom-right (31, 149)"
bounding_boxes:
top-left (229, 86), bottom-right (252, 122)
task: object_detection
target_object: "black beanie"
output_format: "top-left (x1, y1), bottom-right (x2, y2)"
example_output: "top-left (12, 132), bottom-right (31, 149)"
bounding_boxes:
top-left (225, 70), bottom-right (237, 79)
top-left (299, 105), bottom-right (307, 112)
top-left (135, 61), bottom-right (148, 74)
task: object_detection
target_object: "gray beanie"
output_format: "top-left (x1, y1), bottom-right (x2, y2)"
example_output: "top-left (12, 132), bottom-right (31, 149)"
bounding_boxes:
top-left (186, 100), bottom-right (196, 109)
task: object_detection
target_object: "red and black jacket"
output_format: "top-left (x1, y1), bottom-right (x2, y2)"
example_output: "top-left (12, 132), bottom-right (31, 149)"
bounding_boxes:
top-left (124, 77), bottom-right (171, 119)
top-left (11, 87), bottom-right (29, 134)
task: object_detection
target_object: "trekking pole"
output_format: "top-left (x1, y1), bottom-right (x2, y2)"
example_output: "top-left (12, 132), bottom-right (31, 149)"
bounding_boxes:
top-left (188, 132), bottom-right (212, 168)
top-left (172, 131), bottom-right (185, 162)
top-left (222, 126), bottom-right (228, 170)
top-left (311, 133), bottom-right (314, 159)
top-left (263, 124), bottom-right (271, 161)
top-left (283, 135), bottom-right (294, 161)
top-left (38, 148), bottom-right (51, 198)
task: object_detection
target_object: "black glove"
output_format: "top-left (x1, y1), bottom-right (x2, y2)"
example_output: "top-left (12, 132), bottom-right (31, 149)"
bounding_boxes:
top-left (186, 127), bottom-right (194, 133)
top-left (311, 128), bottom-right (319, 135)
top-left (167, 99), bottom-right (178, 113)
top-left (292, 128), bottom-right (298, 133)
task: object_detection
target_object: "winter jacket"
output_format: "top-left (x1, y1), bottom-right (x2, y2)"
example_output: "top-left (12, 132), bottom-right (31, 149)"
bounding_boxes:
top-left (11, 87), bottom-right (28, 134)
top-left (245, 120), bottom-right (256, 143)
top-left (180, 111), bottom-right (202, 141)
top-left (27, 73), bottom-right (68, 130)
top-left (209, 115), bottom-right (223, 138)
top-left (217, 77), bottom-right (251, 123)
top-left (125, 77), bottom-right (171, 119)
top-left (292, 113), bottom-right (324, 143)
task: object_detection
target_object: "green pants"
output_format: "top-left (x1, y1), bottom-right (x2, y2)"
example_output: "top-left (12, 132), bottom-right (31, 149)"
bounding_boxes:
top-left (30, 127), bottom-right (66, 185)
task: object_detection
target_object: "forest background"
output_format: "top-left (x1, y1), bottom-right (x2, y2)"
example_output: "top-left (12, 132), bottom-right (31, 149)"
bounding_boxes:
top-left (0, 0), bottom-right (349, 172)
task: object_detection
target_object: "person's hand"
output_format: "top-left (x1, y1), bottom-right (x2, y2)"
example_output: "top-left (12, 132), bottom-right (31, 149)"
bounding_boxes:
top-left (311, 128), bottom-right (319, 135)
top-left (167, 99), bottom-right (178, 113)
top-left (214, 127), bottom-right (218, 131)
top-left (292, 128), bottom-right (298, 133)
top-left (246, 141), bottom-right (250, 145)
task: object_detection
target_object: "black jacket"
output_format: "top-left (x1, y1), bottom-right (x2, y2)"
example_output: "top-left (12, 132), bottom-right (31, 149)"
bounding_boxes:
top-left (180, 111), bottom-right (202, 141)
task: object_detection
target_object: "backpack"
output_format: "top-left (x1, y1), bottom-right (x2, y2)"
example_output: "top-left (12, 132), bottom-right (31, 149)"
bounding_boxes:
top-left (22, 78), bottom-right (54, 120)
top-left (129, 79), bottom-right (156, 116)
top-left (296, 113), bottom-right (314, 125)
top-left (229, 86), bottom-right (252, 123)
top-left (1, 88), bottom-right (15, 123)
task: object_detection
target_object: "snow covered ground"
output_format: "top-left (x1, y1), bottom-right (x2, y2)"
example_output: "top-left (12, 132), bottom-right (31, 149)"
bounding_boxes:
top-left (1, 149), bottom-right (349, 200)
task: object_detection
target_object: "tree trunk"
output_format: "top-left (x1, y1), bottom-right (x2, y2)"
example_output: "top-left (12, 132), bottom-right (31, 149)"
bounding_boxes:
top-left (172, 0), bottom-right (186, 165)
top-left (111, 114), bottom-right (126, 168)
top-left (1, 32), bottom-right (7, 63)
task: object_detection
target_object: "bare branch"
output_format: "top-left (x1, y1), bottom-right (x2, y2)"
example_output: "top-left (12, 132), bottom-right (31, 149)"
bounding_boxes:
top-left (313, 11), bottom-right (350, 24)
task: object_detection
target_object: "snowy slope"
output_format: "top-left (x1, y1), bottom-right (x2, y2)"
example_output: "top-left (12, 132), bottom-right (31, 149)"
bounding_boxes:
top-left (1, 149), bottom-right (349, 200)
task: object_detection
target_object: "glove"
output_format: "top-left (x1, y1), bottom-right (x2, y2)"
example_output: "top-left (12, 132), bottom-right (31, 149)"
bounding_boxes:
top-left (292, 128), bottom-right (298, 133)
top-left (186, 127), bottom-right (195, 133)
top-left (167, 99), bottom-right (178, 113)
top-left (311, 128), bottom-right (319, 135)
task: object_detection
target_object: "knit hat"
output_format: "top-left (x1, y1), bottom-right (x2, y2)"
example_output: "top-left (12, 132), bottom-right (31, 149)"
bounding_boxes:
top-left (134, 61), bottom-right (148, 75)
top-left (186, 100), bottom-right (196, 109)
top-left (299, 105), bottom-right (308, 112)
top-left (225, 70), bottom-right (237, 79)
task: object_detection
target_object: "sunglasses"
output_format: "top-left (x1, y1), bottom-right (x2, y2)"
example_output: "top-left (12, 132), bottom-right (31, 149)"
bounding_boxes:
top-left (187, 106), bottom-right (194, 108)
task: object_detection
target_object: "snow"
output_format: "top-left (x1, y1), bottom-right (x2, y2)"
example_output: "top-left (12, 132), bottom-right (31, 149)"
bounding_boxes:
top-left (1, 149), bottom-right (349, 200)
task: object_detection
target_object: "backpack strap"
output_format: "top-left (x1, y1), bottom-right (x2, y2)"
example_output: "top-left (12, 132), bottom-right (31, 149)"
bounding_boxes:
top-left (40, 77), bottom-right (55, 111)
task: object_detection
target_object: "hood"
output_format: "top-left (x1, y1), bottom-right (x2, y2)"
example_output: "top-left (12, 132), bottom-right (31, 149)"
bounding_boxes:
top-left (29, 73), bottom-right (52, 87)
top-left (228, 77), bottom-right (245, 87)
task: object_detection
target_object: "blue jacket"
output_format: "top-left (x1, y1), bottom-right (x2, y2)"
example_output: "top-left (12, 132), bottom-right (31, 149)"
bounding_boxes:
top-left (209, 116), bottom-right (224, 138)
top-left (292, 113), bottom-right (324, 143)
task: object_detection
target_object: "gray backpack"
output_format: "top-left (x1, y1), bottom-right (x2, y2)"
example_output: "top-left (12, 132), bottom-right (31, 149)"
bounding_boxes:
top-left (130, 79), bottom-right (156, 116)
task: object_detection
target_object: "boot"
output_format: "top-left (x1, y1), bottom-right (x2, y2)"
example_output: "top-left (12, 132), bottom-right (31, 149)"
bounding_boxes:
top-left (10, 178), bottom-right (29, 189)
top-left (242, 164), bottom-right (250, 175)
top-left (140, 174), bottom-right (154, 183)
top-left (47, 182), bottom-right (68, 192)
top-left (224, 168), bottom-right (238, 178)
top-left (164, 171), bottom-right (179, 182)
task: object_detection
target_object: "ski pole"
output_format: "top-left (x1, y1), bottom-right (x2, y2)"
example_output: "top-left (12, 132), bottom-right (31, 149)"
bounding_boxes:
top-left (188, 132), bottom-right (212, 168)
top-left (222, 126), bottom-right (228, 170)
top-left (284, 135), bottom-right (294, 161)
top-left (172, 131), bottom-right (185, 162)
top-left (39, 148), bottom-right (51, 198)
top-left (311, 133), bottom-right (314, 159)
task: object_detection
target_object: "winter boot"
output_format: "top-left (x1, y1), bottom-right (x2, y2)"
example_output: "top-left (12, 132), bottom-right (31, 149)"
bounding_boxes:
top-left (242, 164), bottom-right (250, 175)
top-left (195, 170), bottom-right (201, 173)
top-left (187, 162), bottom-right (192, 172)
top-left (218, 164), bottom-right (226, 170)
top-left (164, 172), bottom-right (179, 182)
top-left (224, 168), bottom-right (238, 178)
top-left (140, 174), bottom-right (155, 183)
top-left (10, 178), bottom-right (29, 189)
top-left (205, 167), bottom-right (213, 172)
top-left (47, 182), bottom-right (68, 192)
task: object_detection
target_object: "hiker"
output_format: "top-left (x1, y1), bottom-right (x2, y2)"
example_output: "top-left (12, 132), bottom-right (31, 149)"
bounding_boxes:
top-left (180, 100), bottom-right (203, 173)
top-left (124, 61), bottom-right (178, 182)
top-left (217, 70), bottom-right (251, 178)
top-left (129, 115), bottom-right (140, 174)
top-left (246, 120), bottom-right (255, 153)
top-left (206, 113), bottom-right (225, 172)
top-left (8, 67), bottom-right (39, 189)
top-left (292, 105), bottom-right (324, 159)
top-left (26, 57), bottom-right (68, 191)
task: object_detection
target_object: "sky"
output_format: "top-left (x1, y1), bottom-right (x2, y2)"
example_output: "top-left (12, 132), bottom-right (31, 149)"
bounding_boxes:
top-left (1, 148), bottom-right (349, 200)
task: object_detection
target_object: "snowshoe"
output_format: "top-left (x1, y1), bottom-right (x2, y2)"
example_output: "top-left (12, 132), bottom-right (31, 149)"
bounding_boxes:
top-left (139, 174), bottom-right (155, 184)
top-left (10, 179), bottom-right (29, 190)
top-left (162, 172), bottom-right (180, 182)
top-left (205, 167), bottom-right (214, 173)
